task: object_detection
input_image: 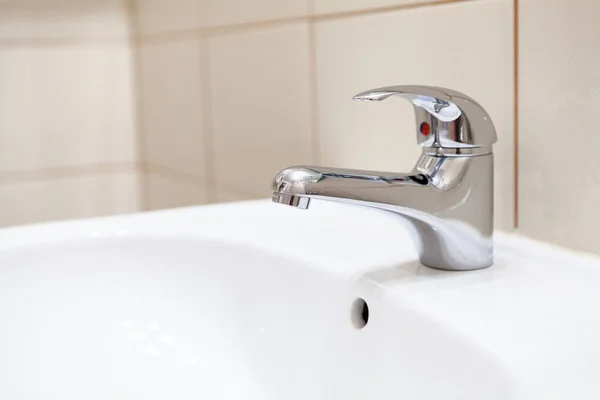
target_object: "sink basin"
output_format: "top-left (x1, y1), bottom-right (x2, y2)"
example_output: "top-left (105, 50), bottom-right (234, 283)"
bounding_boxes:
top-left (1, 200), bottom-right (600, 399)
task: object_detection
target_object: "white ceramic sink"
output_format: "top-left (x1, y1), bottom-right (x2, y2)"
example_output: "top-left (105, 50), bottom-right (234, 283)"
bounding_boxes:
top-left (1, 200), bottom-right (600, 399)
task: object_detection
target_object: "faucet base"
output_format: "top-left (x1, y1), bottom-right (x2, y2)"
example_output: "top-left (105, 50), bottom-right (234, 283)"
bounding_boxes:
top-left (271, 153), bottom-right (494, 271)
top-left (384, 209), bottom-right (493, 271)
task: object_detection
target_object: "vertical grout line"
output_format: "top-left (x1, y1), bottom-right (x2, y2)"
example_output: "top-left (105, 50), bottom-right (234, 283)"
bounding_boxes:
top-left (307, 0), bottom-right (321, 165)
top-left (0, 163), bottom-right (141, 185)
top-left (199, 34), bottom-right (217, 203)
top-left (197, 2), bottom-right (217, 204)
top-left (105, 0), bottom-right (474, 45)
top-left (513, 0), bottom-right (519, 229)
top-left (125, 0), bottom-right (149, 211)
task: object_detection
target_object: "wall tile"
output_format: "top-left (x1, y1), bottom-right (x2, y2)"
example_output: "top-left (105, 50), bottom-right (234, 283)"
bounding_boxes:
top-left (313, 0), bottom-right (438, 16)
top-left (146, 172), bottom-right (207, 210)
top-left (0, 45), bottom-right (137, 172)
top-left (138, 38), bottom-right (206, 180)
top-left (215, 185), bottom-right (261, 203)
top-left (208, 23), bottom-right (312, 199)
top-left (201, 0), bottom-right (308, 28)
top-left (519, 0), bottom-right (600, 252)
top-left (134, 0), bottom-right (201, 35)
top-left (315, 0), bottom-right (514, 229)
top-left (0, 0), bottom-right (129, 39)
top-left (0, 171), bottom-right (140, 227)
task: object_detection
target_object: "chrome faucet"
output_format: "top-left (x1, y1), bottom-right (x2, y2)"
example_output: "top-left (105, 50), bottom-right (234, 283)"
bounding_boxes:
top-left (271, 85), bottom-right (497, 271)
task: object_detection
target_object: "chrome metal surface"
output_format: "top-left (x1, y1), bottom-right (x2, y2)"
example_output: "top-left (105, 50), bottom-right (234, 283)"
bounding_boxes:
top-left (272, 192), bottom-right (311, 209)
top-left (271, 85), bottom-right (497, 271)
top-left (354, 85), bottom-right (496, 149)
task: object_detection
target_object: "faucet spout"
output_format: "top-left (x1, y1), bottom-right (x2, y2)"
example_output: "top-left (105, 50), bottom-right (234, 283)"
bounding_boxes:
top-left (271, 153), bottom-right (494, 271)
top-left (272, 164), bottom-right (432, 209)
top-left (271, 192), bottom-right (311, 209)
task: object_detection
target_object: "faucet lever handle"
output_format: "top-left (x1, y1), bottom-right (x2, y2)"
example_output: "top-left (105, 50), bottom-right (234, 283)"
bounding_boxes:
top-left (353, 85), bottom-right (497, 150)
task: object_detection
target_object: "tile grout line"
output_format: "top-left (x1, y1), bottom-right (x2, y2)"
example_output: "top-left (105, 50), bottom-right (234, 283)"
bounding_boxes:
top-left (312, 0), bottom-right (474, 21)
top-left (197, 0), bottom-right (217, 203)
top-left (143, 162), bottom-right (205, 187)
top-left (136, 0), bottom-right (474, 41)
top-left (200, 16), bottom-right (308, 38)
top-left (125, 0), bottom-right (149, 211)
top-left (307, 4), bottom-right (321, 165)
top-left (309, 33), bottom-right (321, 165)
top-left (0, 36), bottom-right (131, 47)
top-left (513, 0), bottom-right (519, 229)
top-left (0, 0), bottom-right (479, 47)
top-left (144, 162), bottom-right (258, 199)
top-left (199, 34), bottom-right (218, 203)
top-left (0, 162), bottom-right (140, 185)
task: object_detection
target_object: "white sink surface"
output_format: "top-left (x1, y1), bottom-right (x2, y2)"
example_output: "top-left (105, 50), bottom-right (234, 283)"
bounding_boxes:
top-left (1, 200), bottom-right (600, 399)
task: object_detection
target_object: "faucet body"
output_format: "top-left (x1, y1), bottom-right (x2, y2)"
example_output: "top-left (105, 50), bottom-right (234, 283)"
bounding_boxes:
top-left (273, 151), bottom-right (493, 271)
top-left (271, 85), bottom-right (497, 271)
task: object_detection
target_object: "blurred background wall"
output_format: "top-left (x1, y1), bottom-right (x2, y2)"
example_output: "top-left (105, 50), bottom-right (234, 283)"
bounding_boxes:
top-left (1, 0), bottom-right (599, 255)
top-left (0, 0), bottom-right (138, 226)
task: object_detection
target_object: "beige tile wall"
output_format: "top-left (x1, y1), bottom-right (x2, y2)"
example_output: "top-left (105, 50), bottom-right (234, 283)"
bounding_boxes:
top-left (134, 0), bottom-right (201, 35)
top-left (0, 0), bottom-right (140, 227)
top-left (0, 167), bottom-right (140, 227)
top-left (312, 0), bottom-right (439, 15)
top-left (138, 38), bottom-right (206, 182)
top-left (208, 22), bottom-right (313, 200)
top-left (145, 169), bottom-right (206, 210)
top-left (0, 0), bottom-right (131, 40)
top-left (202, 0), bottom-right (308, 27)
top-left (4, 0), bottom-right (600, 258)
top-left (518, 0), bottom-right (600, 253)
top-left (134, 0), bottom-right (515, 228)
top-left (0, 45), bottom-right (136, 171)
top-left (134, 0), bottom-right (209, 208)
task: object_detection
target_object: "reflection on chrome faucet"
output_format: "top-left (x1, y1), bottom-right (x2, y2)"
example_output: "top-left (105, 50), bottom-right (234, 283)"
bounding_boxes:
top-left (271, 85), bottom-right (497, 271)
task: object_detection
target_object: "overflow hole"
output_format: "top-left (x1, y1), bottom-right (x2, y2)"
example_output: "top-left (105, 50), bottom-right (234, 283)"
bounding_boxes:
top-left (351, 298), bottom-right (369, 329)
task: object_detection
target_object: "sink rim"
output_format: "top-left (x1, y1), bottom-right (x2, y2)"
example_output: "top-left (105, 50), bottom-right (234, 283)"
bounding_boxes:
top-left (2, 199), bottom-right (600, 398)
